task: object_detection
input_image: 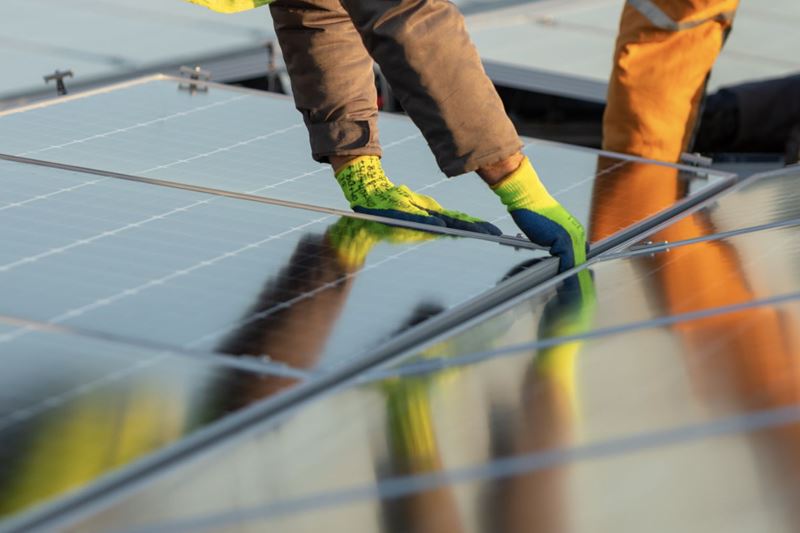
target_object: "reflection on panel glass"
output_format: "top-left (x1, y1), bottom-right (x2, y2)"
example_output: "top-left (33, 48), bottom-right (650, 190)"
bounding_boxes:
top-left (390, 220), bottom-right (800, 373)
top-left (66, 288), bottom-right (800, 533)
top-left (0, 328), bottom-right (298, 524)
top-left (0, 160), bottom-right (546, 370)
top-left (0, 78), bottom-right (730, 240)
top-left (627, 167), bottom-right (800, 249)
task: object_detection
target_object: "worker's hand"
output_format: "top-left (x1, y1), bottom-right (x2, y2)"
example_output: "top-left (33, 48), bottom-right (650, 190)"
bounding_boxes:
top-left (326, 216), bottom-right (442, 271)
top-left (336, 156), bottom-right (502, 236)
top-left (492, 157), bottom-right (587, 272)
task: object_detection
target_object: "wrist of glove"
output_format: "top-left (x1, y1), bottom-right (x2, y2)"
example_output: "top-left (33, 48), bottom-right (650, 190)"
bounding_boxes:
top-left (492, 157), bottom-right (587, 272)
top-left (335, 156), bottom-right (502, 236)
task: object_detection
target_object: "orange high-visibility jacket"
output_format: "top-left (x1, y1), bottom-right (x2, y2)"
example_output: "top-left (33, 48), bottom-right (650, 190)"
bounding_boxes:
top-left (604, 0), bottom-right (739, 162)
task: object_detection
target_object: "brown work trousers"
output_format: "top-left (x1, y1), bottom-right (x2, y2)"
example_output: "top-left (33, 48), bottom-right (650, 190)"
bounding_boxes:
top-left (269, 0), bottom-right (522, 176)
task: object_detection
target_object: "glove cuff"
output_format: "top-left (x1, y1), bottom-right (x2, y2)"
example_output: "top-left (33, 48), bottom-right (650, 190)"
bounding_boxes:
top-left (334, 156), bottom-right (394, 206)
top-left (491, 157), bottom-right (559, 212)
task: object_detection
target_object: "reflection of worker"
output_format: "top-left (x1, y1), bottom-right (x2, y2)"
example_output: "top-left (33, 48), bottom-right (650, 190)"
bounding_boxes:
top-left (376, 269), bottom-right (597, 533)
top-left (216, 217), bottom-right (444, 374)
top-left (593, 12), bottom-right (800, 516)
top-left (187, 0), bottom-right (586, 273)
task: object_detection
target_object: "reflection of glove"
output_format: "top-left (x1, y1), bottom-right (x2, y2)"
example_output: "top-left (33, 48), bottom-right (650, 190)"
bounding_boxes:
top-left (336, 156), bottom-right (502, 236)
top-left (384, 378), bottom-right (440, 472)
top-left (492, 157), bottom-right (587, 272)
top-left (535, 269), bottom-right (597, 416)
top-left (326, 217), bottom-right (441, 271)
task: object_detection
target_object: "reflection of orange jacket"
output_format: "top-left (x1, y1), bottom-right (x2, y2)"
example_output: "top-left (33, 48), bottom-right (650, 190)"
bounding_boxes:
top-left (591, 160), bottom-right (800, 500)
top-left (604, 0), bottom-right (739, 163)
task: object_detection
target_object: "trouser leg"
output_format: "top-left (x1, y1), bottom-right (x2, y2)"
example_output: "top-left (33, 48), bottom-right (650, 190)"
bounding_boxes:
top-left (340, 0), bottom-right (522, 176)
top-left (603, 0), bottom-right (739, 162)
top-left (270, 0), bottom-right (381, 163)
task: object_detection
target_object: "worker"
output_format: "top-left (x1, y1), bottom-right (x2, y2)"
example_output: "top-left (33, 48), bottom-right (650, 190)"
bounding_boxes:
top-left (603, 0), bottom-right (739, 163)
top-left (186, 0), bottom-right (587, 273)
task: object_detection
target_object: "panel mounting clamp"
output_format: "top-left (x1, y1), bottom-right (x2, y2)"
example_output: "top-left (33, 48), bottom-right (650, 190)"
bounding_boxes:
top-left (43, 70), bottom-right (73, 96)
top-left (178, 65), bottom-right (211, 94)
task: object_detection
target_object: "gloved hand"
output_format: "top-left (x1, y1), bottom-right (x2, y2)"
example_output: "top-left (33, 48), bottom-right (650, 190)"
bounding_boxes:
top-left (492, 157), bottom-right (587, 272)
top-left (326, 216), bottom-right (442, 271)
top-left (336, 156), bottom-right (502, 236)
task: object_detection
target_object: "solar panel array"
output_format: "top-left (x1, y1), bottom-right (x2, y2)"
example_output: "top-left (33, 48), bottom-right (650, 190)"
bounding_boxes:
top-left (2, 76), bottom-right (784, 533)
top-left (63, 168), bottom-right (800, 533)
top-left (0, 77), bottom-right (731, 241)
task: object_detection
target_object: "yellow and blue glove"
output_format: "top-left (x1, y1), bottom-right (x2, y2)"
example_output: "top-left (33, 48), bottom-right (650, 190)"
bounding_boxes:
top-left (492, 157), bottom-right (587, 272)
top-left (335, 156), bottom-right (502, 236)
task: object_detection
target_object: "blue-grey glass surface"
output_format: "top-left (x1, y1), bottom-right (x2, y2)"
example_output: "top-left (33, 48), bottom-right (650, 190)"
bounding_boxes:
top-left (0, 0), bottom-right (272, 100)
top-left (383, 219), bottom-right (800, 376)
top-left (0, 78), bottom-right (730, 241)
top-left (629, 167), bottom-right (800, 250)
top-left (62, 219), bottom-right (800, 532)
top-left (0, 159), bottom-right (546, 371)
top-left (0, 326), bottom-right (299, 524)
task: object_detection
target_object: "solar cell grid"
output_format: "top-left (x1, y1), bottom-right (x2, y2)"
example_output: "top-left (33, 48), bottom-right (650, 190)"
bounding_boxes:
top-left (0, 77), bottom-right (732, 243)
top-left (0, 159), bottom-right (551, 372)
top-left (0, 75), bottom-right (742, 532)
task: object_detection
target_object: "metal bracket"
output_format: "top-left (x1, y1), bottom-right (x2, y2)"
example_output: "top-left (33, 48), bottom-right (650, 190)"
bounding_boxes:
top-left (680, 152), bottom-right (713, 168)
top-left (178, 65), bottom-right (211, 94)
top-left (43, 70), bottom-right (73, 96)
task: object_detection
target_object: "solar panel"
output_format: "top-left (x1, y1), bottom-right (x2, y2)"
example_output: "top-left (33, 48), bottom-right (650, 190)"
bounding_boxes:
top-left (60, 239), bottom-right (800, 533)
top-left (100, 394), bottom-right (800, 533)
top-left (0, 157), bottom-right (557, 372)
top-left (383, 219), bottom-right (800, 376)
top-left (0, 77), bottom-right (733, 244)
top-left (0, 325), bottom-right (300, 524)
top-left (626, 167), bottom-right (800, 253)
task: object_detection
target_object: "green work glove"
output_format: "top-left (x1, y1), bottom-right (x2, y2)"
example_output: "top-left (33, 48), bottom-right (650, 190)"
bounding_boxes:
top-left (335, 156), bottom-right (502, 236)
top-left (492, 157), bottom-right (587, 272)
